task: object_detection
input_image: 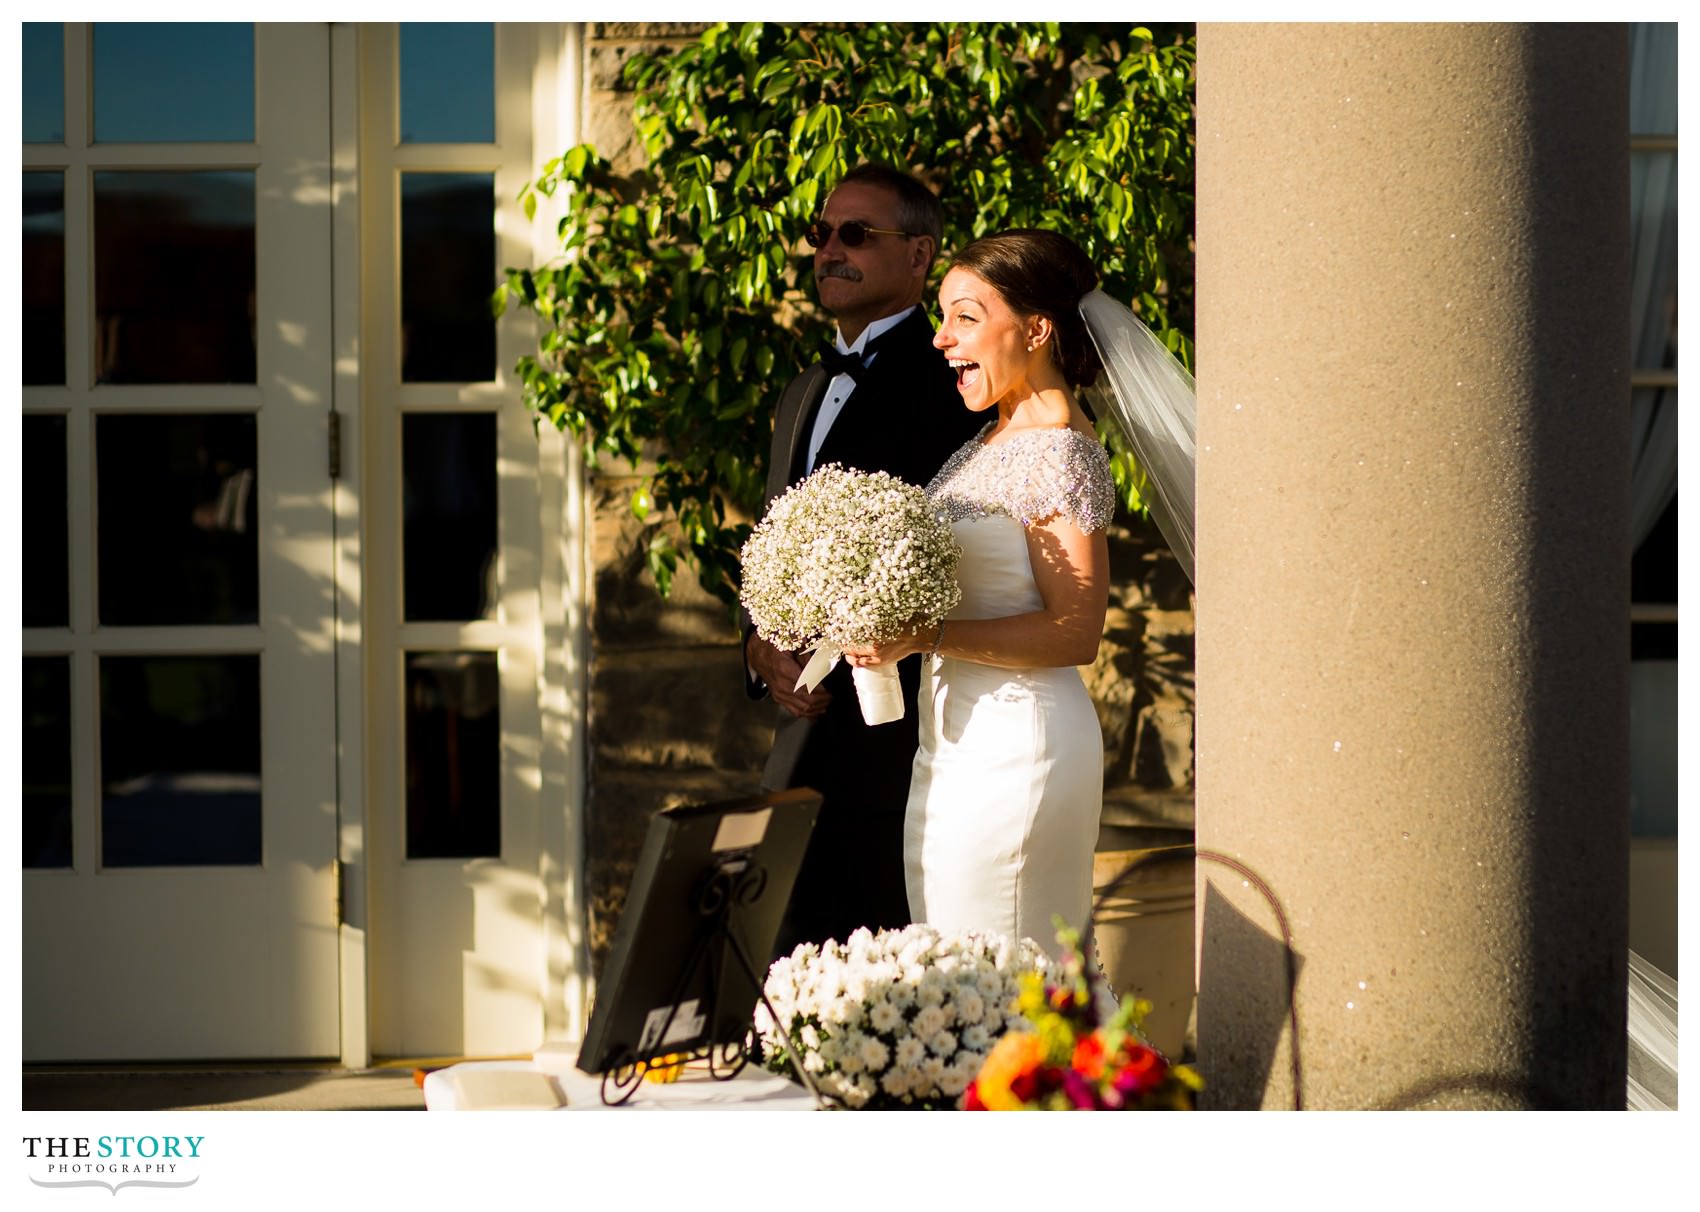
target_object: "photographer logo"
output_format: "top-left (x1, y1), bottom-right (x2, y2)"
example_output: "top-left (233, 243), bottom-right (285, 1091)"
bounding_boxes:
top-left (23, 1135), bottom-right (202, 1195)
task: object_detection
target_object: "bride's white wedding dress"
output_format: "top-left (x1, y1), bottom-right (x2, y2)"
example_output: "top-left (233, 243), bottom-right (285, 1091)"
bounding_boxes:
top-left (903, 424), bottom-right (1116, 961)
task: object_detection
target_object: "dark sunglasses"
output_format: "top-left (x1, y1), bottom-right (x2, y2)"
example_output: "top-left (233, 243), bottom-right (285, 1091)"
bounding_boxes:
top-left (804, 219), bottom-right (916, 248)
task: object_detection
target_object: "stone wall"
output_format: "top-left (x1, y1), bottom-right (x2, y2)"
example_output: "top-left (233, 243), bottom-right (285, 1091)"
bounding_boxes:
top-left (579, 23), bottom-right (757, 975)
top-left (582, 461), bottom-right (770, 974)
top-left (580, 23), bottom-right (702, 172)
top-left (1092, 518), bottom-right (1197, 830)
top-left (575, 23), bottom-right (1196, 974)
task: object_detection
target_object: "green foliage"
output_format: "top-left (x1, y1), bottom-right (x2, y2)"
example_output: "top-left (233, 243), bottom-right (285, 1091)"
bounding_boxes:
top-left (498, 22), bottom-right (1195, 609)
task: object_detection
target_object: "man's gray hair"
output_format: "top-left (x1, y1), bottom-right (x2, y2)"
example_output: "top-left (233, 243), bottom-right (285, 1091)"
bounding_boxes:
top-left (837, 163), bottom-right (943, 255)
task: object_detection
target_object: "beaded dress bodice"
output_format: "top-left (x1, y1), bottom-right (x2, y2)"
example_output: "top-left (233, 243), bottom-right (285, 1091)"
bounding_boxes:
top-left (925, 425), bottom-right (1114, 621)
top-left (926, 424), bottom-right (1115, 533)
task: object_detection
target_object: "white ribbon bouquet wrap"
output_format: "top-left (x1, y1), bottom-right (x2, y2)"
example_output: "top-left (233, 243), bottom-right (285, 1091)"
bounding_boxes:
top-left (740, 464), bottom-right (962, 726)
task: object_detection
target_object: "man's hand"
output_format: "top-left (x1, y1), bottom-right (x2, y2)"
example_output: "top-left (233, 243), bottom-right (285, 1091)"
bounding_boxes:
top-left (747, 634), bottom-right (831, 719)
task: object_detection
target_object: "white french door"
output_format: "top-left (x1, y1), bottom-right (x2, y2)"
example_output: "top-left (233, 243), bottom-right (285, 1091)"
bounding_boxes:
top-left (22, 20), bottom-right (589, 1063)
top-left (22, 23), bottom-right (341, 1060)
top-left (359, 22), bottom-right (575, 1059)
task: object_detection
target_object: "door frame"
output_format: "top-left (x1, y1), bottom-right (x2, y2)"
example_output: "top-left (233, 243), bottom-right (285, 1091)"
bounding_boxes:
top-left (329, 19), bottom-right (370, 1069)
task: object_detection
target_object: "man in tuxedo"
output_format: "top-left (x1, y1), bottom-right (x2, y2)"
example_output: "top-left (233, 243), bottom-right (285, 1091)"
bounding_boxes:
top-left (745, 164), bottom-right (983, 959)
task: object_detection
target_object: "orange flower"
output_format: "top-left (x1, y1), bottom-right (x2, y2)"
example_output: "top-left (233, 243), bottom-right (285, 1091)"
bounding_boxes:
top-left (971, 1032), bottom-right (1046, 1110)
top-left (638, 1052), bottom-right (687, 1084)
top-left (1071, 1032), bottom-right (1107, 1080)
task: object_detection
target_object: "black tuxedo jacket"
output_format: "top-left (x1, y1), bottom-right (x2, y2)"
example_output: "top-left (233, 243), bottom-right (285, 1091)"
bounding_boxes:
top-left (749, 306), bottom-right (984, 811)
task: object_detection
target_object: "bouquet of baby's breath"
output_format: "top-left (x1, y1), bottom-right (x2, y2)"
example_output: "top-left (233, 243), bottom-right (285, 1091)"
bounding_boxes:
top-left (739, 463), bottom-right (961, 724)
top-left (755, 924), bottom-right (1049, 1110)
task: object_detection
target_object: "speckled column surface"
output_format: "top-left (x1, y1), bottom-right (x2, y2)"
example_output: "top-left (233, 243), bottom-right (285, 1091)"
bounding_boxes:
top-left (1194, 23), bottom-right (1630, 1109)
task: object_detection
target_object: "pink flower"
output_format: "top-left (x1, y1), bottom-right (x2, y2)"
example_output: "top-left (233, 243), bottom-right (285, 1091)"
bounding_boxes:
top-left (1061, 1068), bottom-right (1101, 1110)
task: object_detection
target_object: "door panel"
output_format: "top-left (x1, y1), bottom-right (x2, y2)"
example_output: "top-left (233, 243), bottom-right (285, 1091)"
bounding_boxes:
top-left (361, 22), bottom-right (549, 1058)
top-left (22, 22), bottom-right (340, 1061)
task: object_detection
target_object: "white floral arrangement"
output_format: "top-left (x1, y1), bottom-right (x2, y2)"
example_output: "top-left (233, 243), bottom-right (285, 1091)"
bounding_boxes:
top-left (739, 463), bottom-right (961, 724)
top-left (754, 924), bottom-right (1049, 1110)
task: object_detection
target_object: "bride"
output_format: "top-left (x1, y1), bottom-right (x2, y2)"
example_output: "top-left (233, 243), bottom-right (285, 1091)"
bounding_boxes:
top-left (845, 225), bottom-right (1677, 1110)
top-left (843, 229), bottom-right (1114, 961)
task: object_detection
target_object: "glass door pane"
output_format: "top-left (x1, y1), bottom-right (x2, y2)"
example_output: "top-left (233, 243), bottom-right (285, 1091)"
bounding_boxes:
top-left (99, 655), bottom-right (263, 868)
top-left (23, 656), bottom-right (73, 869)
top-left (22, 171), bottom-right (65, 386)
top-left (22, 414), bottom-right (68, 628)
top-left (404, 651), bottom-right (500, 859)
top-left (95, 413), bottom-right (259, 627)
top-left (402, 412), bottom-right (497, 621)
top-left (399, 23), bottom-right (494, 143)
top-left (22, 23), bottom-right (64, 143)
top-left (400, 172), bottom-right (495, 382)
top-left (94, 171), bottom-right (257, 384)
top-left (92, 23), bottom-right (255, 143)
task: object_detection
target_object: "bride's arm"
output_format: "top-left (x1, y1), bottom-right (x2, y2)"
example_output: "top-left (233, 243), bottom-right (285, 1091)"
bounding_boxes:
top-left (845, 513), bottom-right (1110, 670)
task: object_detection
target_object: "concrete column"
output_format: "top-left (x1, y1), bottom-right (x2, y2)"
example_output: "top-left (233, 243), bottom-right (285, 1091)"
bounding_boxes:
top-left (1195, 24), bottom-right (1630, 1109)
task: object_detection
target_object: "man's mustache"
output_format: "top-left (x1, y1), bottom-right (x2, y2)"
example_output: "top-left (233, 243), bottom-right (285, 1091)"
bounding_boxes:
top-left (816, 263), bottom-right (863, 283)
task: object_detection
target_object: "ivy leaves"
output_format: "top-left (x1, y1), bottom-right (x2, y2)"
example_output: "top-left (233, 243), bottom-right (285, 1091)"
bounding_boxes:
top-left (498, 22), bottom-right (1195, 610)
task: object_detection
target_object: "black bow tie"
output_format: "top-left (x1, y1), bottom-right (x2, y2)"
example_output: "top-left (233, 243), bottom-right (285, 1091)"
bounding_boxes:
top-left (820, 344), bottom-right (871, 382)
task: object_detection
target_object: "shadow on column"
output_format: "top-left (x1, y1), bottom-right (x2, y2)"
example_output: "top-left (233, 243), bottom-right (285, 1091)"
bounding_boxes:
top-left (1196, 877), bottom-right (1305, 1110)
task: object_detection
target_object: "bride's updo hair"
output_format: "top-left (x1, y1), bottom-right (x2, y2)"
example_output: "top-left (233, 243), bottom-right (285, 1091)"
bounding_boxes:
top-left (946, 229), bottom-right (1103, 387)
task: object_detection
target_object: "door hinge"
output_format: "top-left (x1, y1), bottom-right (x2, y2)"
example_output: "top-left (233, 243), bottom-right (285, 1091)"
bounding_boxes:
top-left (333, 856), bottom-right (344, 925)
top-left (328, 410), bottom-right (343, 479)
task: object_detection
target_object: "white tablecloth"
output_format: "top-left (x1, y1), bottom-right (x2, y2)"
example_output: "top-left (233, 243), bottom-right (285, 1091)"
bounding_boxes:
top-left (423, 1042), bottom-right (819, 1111)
